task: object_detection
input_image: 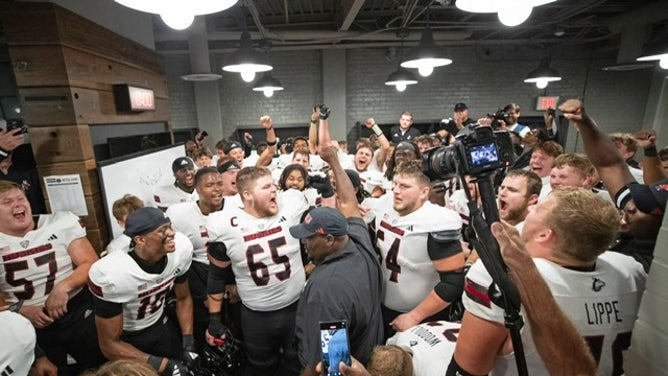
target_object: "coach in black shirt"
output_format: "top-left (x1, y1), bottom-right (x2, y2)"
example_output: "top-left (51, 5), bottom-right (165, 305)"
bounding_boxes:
top-left (291, 146), bottom-right (383, 376)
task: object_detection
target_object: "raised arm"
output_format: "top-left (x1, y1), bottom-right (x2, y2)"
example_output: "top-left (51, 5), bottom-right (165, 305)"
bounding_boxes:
top-left (559, 99), bottom-right (634, 197)
top-left (492, 221), bottom-right (597, 376)
top-left (633, 130), bottom-right (666, 184)
top-left (309, 106), bottom-right (319, 155)
top-left (320, 145), bottom-right (359, 219)
top-left (255, 115), bottom-right (277, 167)
top-left (364, 117), bottom-right (390, 170)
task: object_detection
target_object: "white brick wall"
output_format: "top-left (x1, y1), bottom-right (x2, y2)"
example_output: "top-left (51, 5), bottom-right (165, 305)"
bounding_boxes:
top-left (164, 46), bottom-right (653, 145)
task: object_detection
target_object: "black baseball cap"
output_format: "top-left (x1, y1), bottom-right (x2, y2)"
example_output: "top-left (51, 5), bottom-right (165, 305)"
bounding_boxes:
top-left (617, 179), bottom-right (668, 216)
top-left (172, 157), bottom-right (195, 173)
top-left (223, 141), bottom-right (243, 154)
top-left (454, 103), bottom-right (468, 112)
top-left (289, 207), bottom-right (348, 238)
top-left (124, 207), bottom-right (170, 238)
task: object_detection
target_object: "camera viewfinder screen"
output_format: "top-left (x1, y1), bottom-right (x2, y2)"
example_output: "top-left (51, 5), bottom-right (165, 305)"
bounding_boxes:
top-left (469, 142), bottom-right (499, 166)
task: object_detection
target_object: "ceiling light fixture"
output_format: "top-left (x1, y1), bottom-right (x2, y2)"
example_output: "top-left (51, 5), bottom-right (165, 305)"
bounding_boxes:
top-left (385, 67), bottom-right (418, 92)
top-left (636, 43), bottom-right (668, 70)
top-left (252, 73), bottom-right (284, 97)
top-left (524, 57), bottom-right (561, 89)
top-left (222, 31), bottom-right (273, 82)
top-left (114, 0), bottom-right (238, 30)
top-left (400, 25), bottom-right (452, 77)
top-left (456, 0), bottom-right (557, 27)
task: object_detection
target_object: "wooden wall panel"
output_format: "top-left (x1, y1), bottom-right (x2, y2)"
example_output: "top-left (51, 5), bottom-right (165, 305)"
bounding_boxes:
top-left (9, 46), bottom-right (168, 98)
top-left (8, 45), bottom-right (69, 87)
top-left (62, 47), bottom-right (169, 98)
top-left (1, 3), bottom-right (164, 74)
top-left (20, 87), bottom-right (76, 126)
top-left (71, 88), bottom-right (171, 124)
top-left (29, 125), bottom-right (94, 165)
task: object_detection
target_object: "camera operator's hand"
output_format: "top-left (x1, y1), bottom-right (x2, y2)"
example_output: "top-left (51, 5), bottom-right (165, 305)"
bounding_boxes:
top-left (0, 128), bottom-right (25, 154)
top-left (319, 104), bottom-right (331, 120)
top-left (206, 312), bottom-right (228, 346)
top-left (632, 130), bottom-right (657, 149)
top-left (181, 334), bottom-right (200, 368)
top-left (308, 174), bottom-right (334, 198)
top-left (163, 359), bottom-right (189, 376)
top-left (543, 108), bottom-right (555, 129)
top-left (477, 117), bottom-right (493, 127)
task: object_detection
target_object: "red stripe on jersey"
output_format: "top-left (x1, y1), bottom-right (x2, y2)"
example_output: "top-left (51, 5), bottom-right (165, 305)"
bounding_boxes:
top-left (380, 220), bottom-right (405, 236)
top-left (243, 226), bottom-right (282, 242)
top-left (464, 277), bottom-right (491, 308)
top-left (88, 276), bottom-right (103, 297)
top-left (2, 243), bottom-right (53, 261)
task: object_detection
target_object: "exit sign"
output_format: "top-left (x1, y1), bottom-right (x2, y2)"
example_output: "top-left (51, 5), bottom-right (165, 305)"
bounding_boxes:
top-left (536, 96), bottom-right (559, 111)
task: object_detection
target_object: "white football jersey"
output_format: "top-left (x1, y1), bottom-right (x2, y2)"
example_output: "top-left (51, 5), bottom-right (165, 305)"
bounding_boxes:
top-left (206, 189), bottom-right (308, 311)
top-left (386, 320), bottom-right (458, 376)
top-left (0, 212), bottom-right (86, 306)
top-left (368, 195), bottom-right (462, 312)
top-left (88, 232), bottom-right (193, 331)
top-left (152, 183), bottom-right (198, 209)
top-left (0, 310), bottom-right (36, 376)
top-left (463, 252), bottom-right (646, 376)
top-left (105, 234), bottom-right (130, 254)
top-left (167, 201), bottom-right (211, 264)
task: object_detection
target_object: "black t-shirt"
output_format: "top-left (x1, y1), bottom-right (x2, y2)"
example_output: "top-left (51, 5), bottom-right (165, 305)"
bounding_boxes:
top-left (295, 217), bottom-right (384, 368)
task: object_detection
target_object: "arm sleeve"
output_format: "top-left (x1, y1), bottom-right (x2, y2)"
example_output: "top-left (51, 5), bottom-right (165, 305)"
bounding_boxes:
top-left (427, 230), bottom-right (462, 260)
top-left (92, 295), bottom-right (123, 318)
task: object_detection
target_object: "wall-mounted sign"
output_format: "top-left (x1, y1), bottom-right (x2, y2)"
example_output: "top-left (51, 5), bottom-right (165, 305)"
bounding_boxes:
top-left (535, 96), bottom-right (559, 111)
top-left (113, 84), bottom-right (155, 112)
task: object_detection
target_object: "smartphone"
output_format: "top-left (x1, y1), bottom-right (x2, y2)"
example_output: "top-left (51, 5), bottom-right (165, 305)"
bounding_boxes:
top-left (320, 320), bottom-right (351, 376)
top-left (6, 119), bottom-right (28, 134)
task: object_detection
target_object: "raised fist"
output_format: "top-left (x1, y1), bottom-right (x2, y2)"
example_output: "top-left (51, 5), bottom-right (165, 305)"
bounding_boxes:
top-left (319, 105), bottom-right (331, 120)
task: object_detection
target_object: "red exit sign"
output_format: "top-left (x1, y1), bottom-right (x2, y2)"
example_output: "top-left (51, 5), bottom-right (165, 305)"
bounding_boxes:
top-left (113, 84), bottom-right (155, 112)
top-left (536, 96), bottom-right (559, 111)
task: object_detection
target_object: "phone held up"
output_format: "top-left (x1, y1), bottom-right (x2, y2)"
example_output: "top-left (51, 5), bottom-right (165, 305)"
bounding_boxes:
top-left (320, 320), bottom-right (351, 376)
top-left (6, 119), bottom-right (28, 134)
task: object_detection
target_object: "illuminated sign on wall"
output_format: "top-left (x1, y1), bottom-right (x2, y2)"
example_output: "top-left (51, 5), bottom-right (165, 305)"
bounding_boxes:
top-left (113, 84), bottom-right (155, 112)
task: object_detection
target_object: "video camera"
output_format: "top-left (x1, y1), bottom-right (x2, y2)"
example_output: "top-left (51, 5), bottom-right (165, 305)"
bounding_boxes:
top-left (487, 109), bottom-right (512, 130)
top-left (422, 125), bottom-right (514, 180)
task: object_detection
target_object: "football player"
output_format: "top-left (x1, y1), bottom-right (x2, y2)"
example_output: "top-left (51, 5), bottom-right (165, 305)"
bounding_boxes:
top-left (152, 157), bottom-right (198, 211)
top-left (365, 160), bottom-right (465, 337)
top-left (88, 207), bottom-right (197, 375)
top-left (0, 180), bottom-right (105, 372)
top-left (205, 115), bottom-right (334, 376)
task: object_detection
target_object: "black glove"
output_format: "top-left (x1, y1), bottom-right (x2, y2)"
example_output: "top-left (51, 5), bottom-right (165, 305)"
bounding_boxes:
top-left (182, 334), bottom-right (200, 368)
top-left (319, 104), bottom-right (331, 120)
top-left (163, 359), bottom-right (189, 376)
top-left (308, 174), bottom-right (334, 198)
top-left (208, 312), bottom-right (227, 345)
